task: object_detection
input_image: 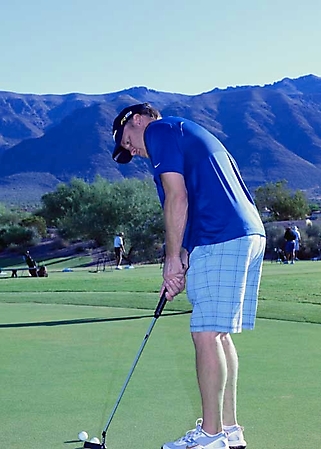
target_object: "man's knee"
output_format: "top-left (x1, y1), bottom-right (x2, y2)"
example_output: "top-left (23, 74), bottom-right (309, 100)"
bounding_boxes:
top-left (192, 331), bottom-right (229, 346)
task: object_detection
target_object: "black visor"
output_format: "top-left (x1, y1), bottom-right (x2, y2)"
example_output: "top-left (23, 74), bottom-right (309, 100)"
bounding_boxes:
top-left (112, 103), bottom-right (147, 164)
top-left (112, 145), bottom-right (133, 164)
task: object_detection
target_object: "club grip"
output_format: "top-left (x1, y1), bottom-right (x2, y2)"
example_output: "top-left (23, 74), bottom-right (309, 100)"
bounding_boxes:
top-left (154, 290), bottom-right (167, 318)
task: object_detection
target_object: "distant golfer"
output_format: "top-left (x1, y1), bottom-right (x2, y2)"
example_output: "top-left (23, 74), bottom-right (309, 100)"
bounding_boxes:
top-left (283, 226), bottom-right (296, 264)
top-left (112, 103), bottom-right (266, 449)
top-left (24, 250), bottom-right (38, 277)
top-left (114, 232), bottom-right (125, 270)
top-left (292, 225), bottom-right (301, 260)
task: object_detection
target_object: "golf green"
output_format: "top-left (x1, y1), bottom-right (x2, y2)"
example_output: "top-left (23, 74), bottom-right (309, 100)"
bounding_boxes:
top-left (1, 302), bottom-right (320, 449)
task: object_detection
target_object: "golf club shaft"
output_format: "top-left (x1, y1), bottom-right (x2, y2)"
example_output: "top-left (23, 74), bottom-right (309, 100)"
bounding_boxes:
top-left (102, 290), bottom-right (167, 436)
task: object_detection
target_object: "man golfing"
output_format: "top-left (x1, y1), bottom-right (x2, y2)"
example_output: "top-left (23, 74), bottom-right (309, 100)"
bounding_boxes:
top-left (112, 103), bottom-right (266, 449)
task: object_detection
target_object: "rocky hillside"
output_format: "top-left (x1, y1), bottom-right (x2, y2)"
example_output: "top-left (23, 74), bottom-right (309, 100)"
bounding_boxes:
top-left (1, 75), bottom-right (321, 204)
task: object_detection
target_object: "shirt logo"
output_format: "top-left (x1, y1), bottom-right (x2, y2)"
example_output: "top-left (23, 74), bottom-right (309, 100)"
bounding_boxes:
top-left (154, 163), bottom-right (161, 168)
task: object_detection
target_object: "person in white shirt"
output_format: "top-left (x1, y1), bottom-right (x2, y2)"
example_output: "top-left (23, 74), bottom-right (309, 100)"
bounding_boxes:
top-left (114, 232), bottom-right (125, 269)
top-left (292, 226), bottom-right (301, 260)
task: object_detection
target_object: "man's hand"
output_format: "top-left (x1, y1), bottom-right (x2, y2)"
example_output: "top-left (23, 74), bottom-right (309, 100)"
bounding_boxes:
top-left (161, 256), bottom-right (186, 301)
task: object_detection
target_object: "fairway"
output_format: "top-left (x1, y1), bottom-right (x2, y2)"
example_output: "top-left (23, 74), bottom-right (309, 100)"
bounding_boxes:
top-left (1, 262), bottom-right (321, 449)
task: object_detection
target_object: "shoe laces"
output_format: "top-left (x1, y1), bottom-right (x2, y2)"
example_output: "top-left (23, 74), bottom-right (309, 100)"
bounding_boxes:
top-left (175, 419), bottom-right (204, 444)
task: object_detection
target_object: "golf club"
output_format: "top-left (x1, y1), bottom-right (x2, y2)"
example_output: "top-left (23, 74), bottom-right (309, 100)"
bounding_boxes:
top-left (83, 290), bottom-right (168, 449)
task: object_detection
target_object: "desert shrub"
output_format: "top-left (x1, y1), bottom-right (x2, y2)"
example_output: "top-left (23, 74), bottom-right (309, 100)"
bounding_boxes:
top-left (0, 225), bottom-right (39, 250)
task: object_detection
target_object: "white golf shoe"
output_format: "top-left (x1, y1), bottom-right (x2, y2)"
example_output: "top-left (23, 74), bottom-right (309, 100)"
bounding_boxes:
top-left (224, 425), bottom-right (247, 448)
top-left (162, 419), bottom-right (228, 449)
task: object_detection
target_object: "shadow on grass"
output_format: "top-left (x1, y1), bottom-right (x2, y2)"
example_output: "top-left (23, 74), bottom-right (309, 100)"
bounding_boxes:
top-left (0, 310), bottom-right (191, 329)
top-left (64, 445), bottom-right (82, 449)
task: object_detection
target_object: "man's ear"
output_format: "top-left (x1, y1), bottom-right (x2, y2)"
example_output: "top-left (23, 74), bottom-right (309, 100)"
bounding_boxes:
top-left (132, 113), bottom-right (142, 126)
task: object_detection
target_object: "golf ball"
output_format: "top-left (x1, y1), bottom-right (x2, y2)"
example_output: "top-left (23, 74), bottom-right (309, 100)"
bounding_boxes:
top-left (90, 437), bottom-right (100, 444)
top-left (78, 431), bottom-right (88, 441)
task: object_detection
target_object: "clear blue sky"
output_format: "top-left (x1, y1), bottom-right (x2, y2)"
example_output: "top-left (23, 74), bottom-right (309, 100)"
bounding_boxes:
top-left (1, 0), bottom-right (320, 95)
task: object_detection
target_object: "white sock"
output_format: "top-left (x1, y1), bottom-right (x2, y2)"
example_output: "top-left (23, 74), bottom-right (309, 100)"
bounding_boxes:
top-left (223, 424), bottom-right (238, 431)
top-left (202, 430), bottom-right (223, 438)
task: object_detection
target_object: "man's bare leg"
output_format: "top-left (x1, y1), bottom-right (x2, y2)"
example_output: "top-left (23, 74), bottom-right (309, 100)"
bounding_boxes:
top-left (221, 333), bottom-right (238, 426)
top-left (192, 331), bottom-right (227, 435)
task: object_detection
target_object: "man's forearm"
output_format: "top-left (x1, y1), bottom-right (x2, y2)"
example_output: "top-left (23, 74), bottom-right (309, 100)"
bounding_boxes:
top-left (160, 172), bottom-right (188, 299)
top-left (160, 172), bottom-right (188, 258)
top-left (163, 190), bottom-right (188, 259)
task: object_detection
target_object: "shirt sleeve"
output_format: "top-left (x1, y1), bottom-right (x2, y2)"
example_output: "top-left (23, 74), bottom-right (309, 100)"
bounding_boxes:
top-left (144, 121), bottom-right (184, 176)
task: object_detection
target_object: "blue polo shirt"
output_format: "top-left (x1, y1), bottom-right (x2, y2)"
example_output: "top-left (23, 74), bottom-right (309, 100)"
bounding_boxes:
top-left (144, 117), bottom-right (265, 253)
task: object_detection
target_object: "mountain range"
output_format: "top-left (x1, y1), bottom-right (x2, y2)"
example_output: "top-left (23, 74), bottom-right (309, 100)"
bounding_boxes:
top-left (1, 74), bottom-right (321, 205)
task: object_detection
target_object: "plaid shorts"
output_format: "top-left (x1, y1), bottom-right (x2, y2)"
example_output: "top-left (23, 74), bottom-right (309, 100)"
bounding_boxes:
top-left (186, 235), bottom-right (266, 333)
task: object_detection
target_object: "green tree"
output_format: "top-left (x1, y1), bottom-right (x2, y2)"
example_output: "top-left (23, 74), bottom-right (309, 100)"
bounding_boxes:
top-left (0, 203), bottom-right (23, 226)
top-left (263, 224), bottom-right (285, 255)
top-left (254, 180), bottom-right (310, 221)
top-left (0, 203), bottom-right (42, 250)
top-left (20, 216), bottom-right (47, 238)
top-left (37, 179), bottom-right (93, 226)
top-left (38, 177), bottom-right (164, 261)
top-left (301, 223), bottom-right (321, 259)
top-left (0, 225), bottom-right (36, 250)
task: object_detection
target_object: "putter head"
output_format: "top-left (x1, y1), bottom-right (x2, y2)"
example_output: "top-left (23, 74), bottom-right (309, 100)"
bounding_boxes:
top-left (83, 441), bottom-right (106, 449)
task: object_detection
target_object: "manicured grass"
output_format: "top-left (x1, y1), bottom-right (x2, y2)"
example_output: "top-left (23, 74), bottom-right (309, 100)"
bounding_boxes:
top-left (1, 259), bottom-right (321, 449)
top-left (1, 303), bottom-right (320, 449)
top-left (1, 261), bottom-right (321, 323)
top-left (258, 261), bottom-right (321, 323)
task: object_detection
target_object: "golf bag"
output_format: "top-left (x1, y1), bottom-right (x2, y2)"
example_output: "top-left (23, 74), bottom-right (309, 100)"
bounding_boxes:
top-left (37, 265), bottom-right (48, 277)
